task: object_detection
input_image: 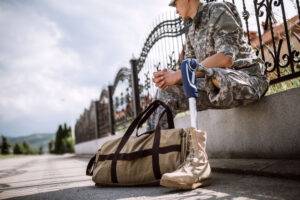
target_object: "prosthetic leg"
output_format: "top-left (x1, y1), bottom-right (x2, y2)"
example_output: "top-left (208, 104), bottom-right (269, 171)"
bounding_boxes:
top-left (160, 59), bottom-right (212, 190)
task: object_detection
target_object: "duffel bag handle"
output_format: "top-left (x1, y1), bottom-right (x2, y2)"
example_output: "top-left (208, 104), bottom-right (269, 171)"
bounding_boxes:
top-left (111, 100), bottom-right (174, 183)
top-left (135, 101), bottom-right (174, 137)
top-left (115, 100), bottom-right (174, 148)
top-left (86, 154), bottom-right (96, 176)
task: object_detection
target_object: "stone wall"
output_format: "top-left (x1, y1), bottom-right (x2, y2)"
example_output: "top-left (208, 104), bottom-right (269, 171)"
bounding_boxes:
top-left (75, 87), bottom-right (300, 159)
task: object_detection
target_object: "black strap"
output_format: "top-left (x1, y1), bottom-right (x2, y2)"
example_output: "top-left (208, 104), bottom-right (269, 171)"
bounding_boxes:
top-left (86, 154), bottom-right (96, 176)
top-left (111, 100), bottom-right (175, 183)
top-left (151, 110), bottom-right (175, 179)
top-left (97, 145), bottom-right (181, 161)
top-left (135, 106), bottom-right (174, 137)
top-left (152, 121), bottom-right (162, 179)
top-left (136, 101), bottom-right (174, 135)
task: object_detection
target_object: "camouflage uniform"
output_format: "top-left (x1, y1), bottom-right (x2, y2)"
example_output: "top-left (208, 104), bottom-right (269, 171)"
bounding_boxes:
top-left (148, 2), bottom-right (269, 130)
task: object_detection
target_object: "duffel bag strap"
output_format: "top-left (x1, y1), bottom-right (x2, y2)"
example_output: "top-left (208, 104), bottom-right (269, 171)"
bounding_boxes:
top-left (136, 100), bottom-right (174, 132)
top-left (136, 101), bottom-right (174, 137)
top-left (86, 154), bottom-right (96, 176)
top-left (111, 100), bottom-right (174, 183)
top-left (151, 110), bottom-right (169, 179)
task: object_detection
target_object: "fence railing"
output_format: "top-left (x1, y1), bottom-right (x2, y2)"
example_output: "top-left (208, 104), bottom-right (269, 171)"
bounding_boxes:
top-left (75, 0), bottom-right (300, 144)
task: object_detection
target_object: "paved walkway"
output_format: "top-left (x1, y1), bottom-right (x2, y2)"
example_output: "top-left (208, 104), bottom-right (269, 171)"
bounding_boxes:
top-left (0, 155), bottom-right (92, 199)
top-left (1, 155), bottom-right (300, 200)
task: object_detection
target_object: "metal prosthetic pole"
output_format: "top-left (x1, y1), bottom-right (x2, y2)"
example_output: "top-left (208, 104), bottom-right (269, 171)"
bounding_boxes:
top-left (180, 58), bottom-right (213, 130)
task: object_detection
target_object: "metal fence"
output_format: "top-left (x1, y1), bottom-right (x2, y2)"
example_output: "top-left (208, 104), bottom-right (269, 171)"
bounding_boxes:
top-left (75, 0), bottom-right (300, 144)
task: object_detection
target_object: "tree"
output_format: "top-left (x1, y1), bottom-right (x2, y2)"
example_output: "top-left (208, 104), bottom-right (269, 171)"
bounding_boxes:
top-left (48, 140), bottom-right (54, 153)
top-left (13, 143), bottom-right (23, 154)
top-left (62, 123), bottom-right (68, 138)
top-left (1, 136), bottom-right (10, 154)
top-left (63, 123), bottom-right (71, 138)
top-left (54, 125), bottom-right (63, 154)
top-left (52, 123), bottom-right (74, 154)
top-left (38, 146), bottom-right (43, 155)
top-left (67, 126), bottom-right (72, 137)
top-left (22, 141), bottom-right (35, 154)
top-left (64, 137), bottom-right (74, 153)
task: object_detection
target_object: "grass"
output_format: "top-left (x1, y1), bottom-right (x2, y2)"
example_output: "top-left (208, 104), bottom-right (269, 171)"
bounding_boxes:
top-left (265, 64), bottom-right (300, 95)
top-left (266, 77), bottom-right (300, 96)
top-left (0, 154), bottom-right (40, 160)
top-left (0, 154), bottom-right (20, 160)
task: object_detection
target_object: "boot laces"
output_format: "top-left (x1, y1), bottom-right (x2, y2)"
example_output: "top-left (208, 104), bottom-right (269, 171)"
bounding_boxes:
top-left (184, 131), bottom-right (208, 173)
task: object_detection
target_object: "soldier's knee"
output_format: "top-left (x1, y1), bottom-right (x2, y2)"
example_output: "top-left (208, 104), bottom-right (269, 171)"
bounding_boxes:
top-left (234, 85), bottom-right (260, 105)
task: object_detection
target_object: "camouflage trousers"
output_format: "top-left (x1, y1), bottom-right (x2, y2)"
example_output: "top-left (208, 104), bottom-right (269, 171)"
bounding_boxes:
top-left (147, 67), bottom-right (269, 130)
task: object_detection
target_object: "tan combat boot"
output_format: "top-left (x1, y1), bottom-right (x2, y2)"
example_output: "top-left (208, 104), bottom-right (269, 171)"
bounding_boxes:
top-left (160, 128), bottom-right (212, 190)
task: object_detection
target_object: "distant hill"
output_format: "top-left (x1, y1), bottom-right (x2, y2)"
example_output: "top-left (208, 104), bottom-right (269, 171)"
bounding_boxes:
top-left (6, 133), bottom-right (55, 153)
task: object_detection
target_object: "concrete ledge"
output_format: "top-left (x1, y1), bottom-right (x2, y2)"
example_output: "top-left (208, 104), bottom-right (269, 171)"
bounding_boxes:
top-left (174, 87), bottom-right (300, 159)
top-left (210, 159), bottom-right (300, 180)
top-left (75, 129), bottom-right (146, 155)
top-left (76, 87), bottom-right (300, 159)
top-left (75, 132), bottom-right (123, 154)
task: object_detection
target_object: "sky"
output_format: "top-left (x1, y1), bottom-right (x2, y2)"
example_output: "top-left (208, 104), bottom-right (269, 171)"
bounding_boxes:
top-left (0, 0), bottom-right (298, 137)
top-left (0, 0), bottom-right (173, 137)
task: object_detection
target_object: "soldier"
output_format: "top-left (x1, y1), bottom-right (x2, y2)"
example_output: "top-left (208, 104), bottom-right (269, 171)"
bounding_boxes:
top-left (150, 0), bottom-right (269, 189)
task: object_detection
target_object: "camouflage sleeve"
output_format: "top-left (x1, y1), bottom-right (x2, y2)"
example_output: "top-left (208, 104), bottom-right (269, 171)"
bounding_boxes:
top-left (184, 35), bottom-right (196, 59)
top-left (209, 3), bottom-right (242, 60)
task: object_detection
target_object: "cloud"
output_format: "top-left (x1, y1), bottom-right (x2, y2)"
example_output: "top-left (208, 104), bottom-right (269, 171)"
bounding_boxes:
top-left (0, 0), bottom-right (172, 136)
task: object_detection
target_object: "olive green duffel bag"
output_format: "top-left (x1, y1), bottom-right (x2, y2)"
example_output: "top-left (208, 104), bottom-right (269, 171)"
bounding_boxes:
top-left (86, 100), bottom-right (188, 186)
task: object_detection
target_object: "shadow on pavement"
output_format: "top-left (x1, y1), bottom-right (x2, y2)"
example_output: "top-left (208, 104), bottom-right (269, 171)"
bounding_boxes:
top-left (0, 169), bottom-right (27, 179)
top-left (4, 185), bottom-right (237, 200)
top-left (4, 173), bottom-right (300, 200)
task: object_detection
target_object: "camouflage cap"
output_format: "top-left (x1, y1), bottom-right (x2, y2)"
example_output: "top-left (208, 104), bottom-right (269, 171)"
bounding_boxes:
top-left (169, 0), bottom-right (176, 7)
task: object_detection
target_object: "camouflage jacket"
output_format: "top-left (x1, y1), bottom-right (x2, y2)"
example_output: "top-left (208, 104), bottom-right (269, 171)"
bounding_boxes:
top-left (184, 2), bottom-right (266, 77)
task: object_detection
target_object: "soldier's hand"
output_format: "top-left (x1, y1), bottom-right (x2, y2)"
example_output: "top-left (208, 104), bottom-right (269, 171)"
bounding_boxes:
top-left (152, 69), bottom-right (182, 90)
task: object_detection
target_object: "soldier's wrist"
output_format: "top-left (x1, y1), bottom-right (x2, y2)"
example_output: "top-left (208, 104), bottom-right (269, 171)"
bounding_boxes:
top-left (175, 70), bottom-right (182, 84)
top-left (195, 62), bottom-right (205, 78)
